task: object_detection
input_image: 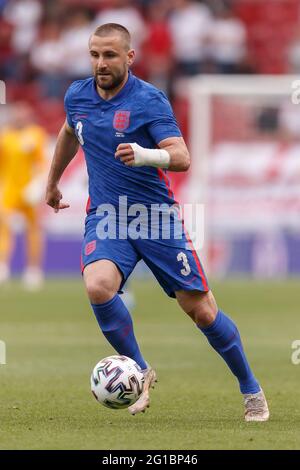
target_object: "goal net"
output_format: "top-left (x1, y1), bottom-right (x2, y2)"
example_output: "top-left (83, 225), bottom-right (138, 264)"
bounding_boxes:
top-left (186, 75), bottom-right (300, 278)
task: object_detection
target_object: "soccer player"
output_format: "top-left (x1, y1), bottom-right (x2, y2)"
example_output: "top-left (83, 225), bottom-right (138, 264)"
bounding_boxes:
top-left (46, 23), bottom-right (269, 421)
top-left (0, 102), bottom-right (47, 289)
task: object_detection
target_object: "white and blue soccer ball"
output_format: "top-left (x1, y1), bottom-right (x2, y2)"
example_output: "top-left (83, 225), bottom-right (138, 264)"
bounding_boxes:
top-left (90, 355), bottom-right (144, 409)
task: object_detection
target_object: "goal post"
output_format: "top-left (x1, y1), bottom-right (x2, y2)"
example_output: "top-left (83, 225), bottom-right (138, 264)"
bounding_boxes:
top-left (186, 75), bottom-right (300, 278)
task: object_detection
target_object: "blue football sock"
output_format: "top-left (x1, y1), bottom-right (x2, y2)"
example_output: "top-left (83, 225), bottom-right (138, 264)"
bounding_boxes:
top-left (91, 294), bottom-right (147, 370)
top-left (200, 310), bottom-right (260, 394)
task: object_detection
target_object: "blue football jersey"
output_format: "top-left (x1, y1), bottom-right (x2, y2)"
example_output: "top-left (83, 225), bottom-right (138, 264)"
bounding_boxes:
top-left (64, 71), bottom-right (182, 214)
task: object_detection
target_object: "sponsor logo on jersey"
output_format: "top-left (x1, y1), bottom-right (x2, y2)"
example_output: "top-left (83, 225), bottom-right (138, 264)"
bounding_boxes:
top-left (75, 113), bottom-right (88, 119)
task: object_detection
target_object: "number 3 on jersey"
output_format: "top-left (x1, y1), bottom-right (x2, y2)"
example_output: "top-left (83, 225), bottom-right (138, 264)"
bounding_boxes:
top-left (76, 121), bottom-right (84, 145)
top-left (177, 252), bottom-right (191, 276)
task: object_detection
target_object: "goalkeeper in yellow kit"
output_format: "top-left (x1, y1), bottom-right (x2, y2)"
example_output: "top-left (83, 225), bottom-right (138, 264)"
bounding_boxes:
top-left (0, 102), bottom-right (47, 289)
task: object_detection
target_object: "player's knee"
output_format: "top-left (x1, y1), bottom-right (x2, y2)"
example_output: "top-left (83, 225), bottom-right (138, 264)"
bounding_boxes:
top-left (191, 303), bottom-right (218, 328)
top-left (85, 274), bottom-right (118, 304)
top-left (180, 290), bottom-right (218, 328)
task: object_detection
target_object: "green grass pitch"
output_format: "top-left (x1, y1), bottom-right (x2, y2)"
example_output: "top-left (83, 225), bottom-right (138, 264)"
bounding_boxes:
top-left (0, 278), bottom-right (299, 450)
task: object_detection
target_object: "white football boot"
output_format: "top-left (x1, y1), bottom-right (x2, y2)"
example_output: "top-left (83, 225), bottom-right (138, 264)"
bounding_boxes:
top-left (22, 266), bottom-right (44, 291)
top-left (244, 389), bottom-right (270, 422)
top-left (0, 263), bottom-right (10, 285)
top-left (128, 366), bottom-right (157, 415)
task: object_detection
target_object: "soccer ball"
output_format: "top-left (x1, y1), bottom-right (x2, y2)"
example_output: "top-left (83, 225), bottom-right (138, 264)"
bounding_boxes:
top-left (90, 355), bottom-right (144, 409)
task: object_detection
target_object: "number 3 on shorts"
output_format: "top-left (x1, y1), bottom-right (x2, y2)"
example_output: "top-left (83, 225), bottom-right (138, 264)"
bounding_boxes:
top-left (177, 252), bottom-right (191, 276)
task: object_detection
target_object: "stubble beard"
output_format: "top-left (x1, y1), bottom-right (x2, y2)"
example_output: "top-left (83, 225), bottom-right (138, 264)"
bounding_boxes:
top-left (95, 66), bottom-right (127, 91)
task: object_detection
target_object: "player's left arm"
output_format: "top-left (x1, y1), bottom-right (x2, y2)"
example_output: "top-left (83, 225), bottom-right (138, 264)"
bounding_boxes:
top-left (157, 136), bottom-right (190, 172)
top-left (115, 137), bottom-right (190, 172)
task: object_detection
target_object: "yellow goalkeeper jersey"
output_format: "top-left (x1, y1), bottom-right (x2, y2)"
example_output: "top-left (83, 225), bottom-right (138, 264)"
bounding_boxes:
top-left (0, 125), bottom-right (47, 208)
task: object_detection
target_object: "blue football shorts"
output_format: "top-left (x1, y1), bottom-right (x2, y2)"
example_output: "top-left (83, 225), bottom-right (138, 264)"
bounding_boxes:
top-left (81, 211), bottom-right (209, 298)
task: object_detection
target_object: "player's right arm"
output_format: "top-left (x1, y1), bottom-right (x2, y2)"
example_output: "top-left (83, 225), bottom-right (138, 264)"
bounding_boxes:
top-left (46, 120), bottom-right (79, 213)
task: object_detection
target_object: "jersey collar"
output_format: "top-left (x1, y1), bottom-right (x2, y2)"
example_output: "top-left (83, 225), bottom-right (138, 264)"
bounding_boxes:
top-left (92, 71), bottom-right (135, 106)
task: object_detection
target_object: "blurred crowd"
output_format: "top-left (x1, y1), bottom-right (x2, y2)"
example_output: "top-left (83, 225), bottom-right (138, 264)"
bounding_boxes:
top-left (0, 0), bottom-right (299, 135)
top-left (0, 0), bottom-right (250, 97)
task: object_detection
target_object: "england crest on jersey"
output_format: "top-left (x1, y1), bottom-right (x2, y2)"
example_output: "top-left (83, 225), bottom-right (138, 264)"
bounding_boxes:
top-left (113, 111), bottom-right (130, 131)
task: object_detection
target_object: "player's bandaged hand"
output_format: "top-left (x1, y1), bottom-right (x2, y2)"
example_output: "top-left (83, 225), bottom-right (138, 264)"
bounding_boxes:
top-left (115, 143), bottom-right (170, 168)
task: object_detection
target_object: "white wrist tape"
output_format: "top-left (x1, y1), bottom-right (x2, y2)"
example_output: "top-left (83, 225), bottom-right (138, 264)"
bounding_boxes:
top-left (130, 143), bottom-right (170, 169)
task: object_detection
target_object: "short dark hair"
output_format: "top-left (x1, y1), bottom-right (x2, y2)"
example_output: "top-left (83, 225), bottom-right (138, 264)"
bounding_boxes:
top-left (92, 23), bottom-right (131, 50)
